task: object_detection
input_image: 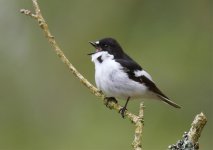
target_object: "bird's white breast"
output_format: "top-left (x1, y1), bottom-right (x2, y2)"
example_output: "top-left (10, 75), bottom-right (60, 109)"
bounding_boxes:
top-left (91, 52), bottom-right (149, 99)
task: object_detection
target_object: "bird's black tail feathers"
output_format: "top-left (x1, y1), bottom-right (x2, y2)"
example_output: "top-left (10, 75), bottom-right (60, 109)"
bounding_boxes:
top-left (157, 95), bottom-right (181, 108)
top-left (140, 75), bottom-right (181, 108)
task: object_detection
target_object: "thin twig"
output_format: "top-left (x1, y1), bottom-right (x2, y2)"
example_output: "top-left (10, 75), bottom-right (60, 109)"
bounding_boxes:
top-left (132, 103), bottom-right (145, 150)
top-left (20, 0), bottom-right (144, 149)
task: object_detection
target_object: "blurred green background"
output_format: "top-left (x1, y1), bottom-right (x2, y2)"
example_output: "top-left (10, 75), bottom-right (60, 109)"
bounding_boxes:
top-left (0, 0), bottom-right (212, 150)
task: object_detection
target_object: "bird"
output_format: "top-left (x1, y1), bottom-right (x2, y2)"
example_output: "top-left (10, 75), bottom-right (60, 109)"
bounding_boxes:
top-left (88, 37), bottom-right (181, 118)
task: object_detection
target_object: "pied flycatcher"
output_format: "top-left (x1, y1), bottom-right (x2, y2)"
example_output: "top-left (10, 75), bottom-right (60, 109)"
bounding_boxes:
top-left (88, 37), bottom-right (181, 118)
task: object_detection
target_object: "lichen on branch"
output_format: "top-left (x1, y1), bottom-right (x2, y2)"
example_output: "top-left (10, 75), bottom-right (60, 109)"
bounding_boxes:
top-left (168, 113), bottom-right (207, 150)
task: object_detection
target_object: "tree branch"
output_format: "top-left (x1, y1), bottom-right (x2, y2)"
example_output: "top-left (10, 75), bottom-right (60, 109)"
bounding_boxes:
top-left (188, 112), bottom-right (207, 144)
top-left (132, 103), bottom-right (145, 150)
top-left (168, 112), bottom-right (207, 150)
top-left (20, 0), bottom-right (144, 149)
top-left (20, 1), bottom-right (208, 150)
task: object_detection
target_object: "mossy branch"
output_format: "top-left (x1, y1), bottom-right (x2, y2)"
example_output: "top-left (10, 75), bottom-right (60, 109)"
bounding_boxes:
top-left (20, 0), bottom-right (144, 149)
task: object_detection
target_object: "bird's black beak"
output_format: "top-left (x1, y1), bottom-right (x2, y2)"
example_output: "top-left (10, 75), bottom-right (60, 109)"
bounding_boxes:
top-left (89, 41), bottom-right (97, 48)
top-left (88, 41), bottom-right (100, 55)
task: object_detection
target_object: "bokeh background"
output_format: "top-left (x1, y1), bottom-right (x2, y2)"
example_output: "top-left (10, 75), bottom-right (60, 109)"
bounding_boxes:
top-left (0, 0), bottom-right (212, 150)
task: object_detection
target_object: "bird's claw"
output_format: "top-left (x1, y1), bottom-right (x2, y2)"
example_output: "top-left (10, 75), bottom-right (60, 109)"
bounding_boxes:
top-left (104, 97), bottom-right (118, 109)
top-left (98, 90), bottom-right (103, 94)
top-left (119, 107), bottom-right (127, 118)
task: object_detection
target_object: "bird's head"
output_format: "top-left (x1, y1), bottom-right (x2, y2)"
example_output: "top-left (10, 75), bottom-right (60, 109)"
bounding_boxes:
top-left (88, 37), bottom-right (124, 58)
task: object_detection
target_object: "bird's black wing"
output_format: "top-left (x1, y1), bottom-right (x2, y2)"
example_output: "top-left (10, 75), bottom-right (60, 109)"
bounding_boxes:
top-left (115, 58), bottom-right (143, 83)
top-left (140, 75), bottom-right (169, 99)
top-left (115, 58), bottom-right (181, 108)
top-left (141, 75), bottom-right (181, 108)
top-left (115, 58), bottom-right (168, 99)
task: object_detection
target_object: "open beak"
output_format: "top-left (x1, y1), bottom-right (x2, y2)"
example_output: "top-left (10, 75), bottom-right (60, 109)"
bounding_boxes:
top-left (88, 41), bottom-right (100, 55)
top-left (89, 41), bottom-right (97, 48)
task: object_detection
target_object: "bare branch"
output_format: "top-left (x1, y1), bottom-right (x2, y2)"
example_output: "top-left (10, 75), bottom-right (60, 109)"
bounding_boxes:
top-left (20, 9), bottom-right (37, 19)
top-left (20, 0), bottom-right (144, 149)
top-left (132, 103), bottom-right (145, 150)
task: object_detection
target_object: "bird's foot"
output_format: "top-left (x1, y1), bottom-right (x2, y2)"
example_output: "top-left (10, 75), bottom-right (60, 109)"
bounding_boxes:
top-left (104, 97), bottom-right (118, 109)
top-left (119, 106), bottom-right (127, 118)
top-left (98, 90), bottom-right (103, 94)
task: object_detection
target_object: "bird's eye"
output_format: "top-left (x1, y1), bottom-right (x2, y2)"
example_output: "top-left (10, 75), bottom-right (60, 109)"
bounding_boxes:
top-left (104, 44), bottom-right (109, 48)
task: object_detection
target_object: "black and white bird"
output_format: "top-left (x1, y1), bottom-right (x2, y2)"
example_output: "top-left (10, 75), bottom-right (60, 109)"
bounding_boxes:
top-left (88, 37), bottom-right (181, 118)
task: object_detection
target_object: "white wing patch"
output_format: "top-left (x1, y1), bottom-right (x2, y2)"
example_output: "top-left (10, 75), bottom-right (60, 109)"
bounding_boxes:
top-left (134, 70), bottom-right (153, 81)
top-left (95, 41), bottom-right (99, 44)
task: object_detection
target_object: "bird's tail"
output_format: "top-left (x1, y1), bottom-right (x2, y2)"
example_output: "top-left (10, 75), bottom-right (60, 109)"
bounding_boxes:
top-left (157, 95), bottom-right (181, 108)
